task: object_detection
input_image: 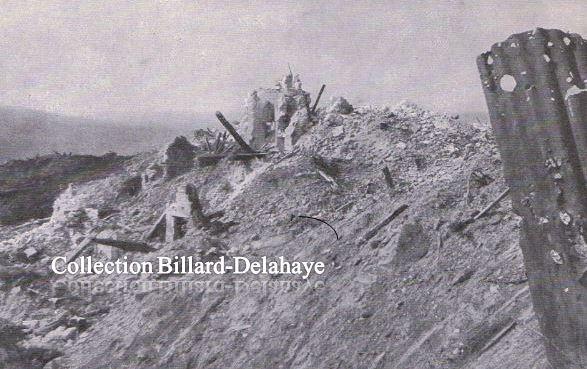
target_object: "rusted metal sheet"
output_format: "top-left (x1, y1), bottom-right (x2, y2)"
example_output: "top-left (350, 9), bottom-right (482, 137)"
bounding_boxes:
top-left (477, 28), bottom-right (587, 368)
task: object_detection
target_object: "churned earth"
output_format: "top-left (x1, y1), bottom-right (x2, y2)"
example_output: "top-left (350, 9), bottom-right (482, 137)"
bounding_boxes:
top-left (0, 101), bottom-right (549, 369)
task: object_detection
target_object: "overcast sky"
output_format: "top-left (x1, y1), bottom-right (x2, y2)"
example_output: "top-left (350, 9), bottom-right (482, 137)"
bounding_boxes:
top-left (0, 0), bottom-right (585, 119)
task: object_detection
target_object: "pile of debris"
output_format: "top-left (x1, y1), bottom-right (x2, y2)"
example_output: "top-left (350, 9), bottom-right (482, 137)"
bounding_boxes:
top-left (240, 72), bottom-right (313, 151)
top-left (0, 72), bottom-right (547, 369)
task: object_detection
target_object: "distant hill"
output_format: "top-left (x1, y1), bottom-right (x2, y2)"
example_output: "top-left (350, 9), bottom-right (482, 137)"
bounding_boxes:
top-left (0, 153), bottom-right (127, 225)
top-left (0, 106), bottom-right (217, 163)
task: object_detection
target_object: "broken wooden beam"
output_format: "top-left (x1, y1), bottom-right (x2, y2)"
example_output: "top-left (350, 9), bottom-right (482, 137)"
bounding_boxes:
top-left (91, 238), bottom-right (155, 253)
top-left (215, 111), bottom-right (255, 153)
top-left (449, 188), bottom-right (510, 232)
top-left (479, 321), bottom-right (517, 354)
top-left (311, 84), bottom-right (326, 114)
top-left (0, 265), bottom-right (46, 283)
top-left (35, 312), bottom-right (69, 336)
top-left (230, 152), bottom-right (268, 160)
top-left (185, 184), bottom-right (209, 227)
top-left (197, 152), bottom-right (269, 166)
top-left (473, 188), bottom-right (510, 221)
top-left (146, 212), bottom-right (167, 240)
top-left (317, 170), bottom-right (339, 189)
top-left (197, 154), bottom-right (224, 166)
top-left (359, 204), bottom-right (408, 245)
top-left (66, 237), bottom-right (94, 261)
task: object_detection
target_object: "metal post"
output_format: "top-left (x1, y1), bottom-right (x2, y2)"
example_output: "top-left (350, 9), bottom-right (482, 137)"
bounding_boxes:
top-left (477, 28), bottom-right (587, 368)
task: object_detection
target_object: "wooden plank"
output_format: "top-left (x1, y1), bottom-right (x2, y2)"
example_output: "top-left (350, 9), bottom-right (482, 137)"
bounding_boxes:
top-left (358, 204), bottom-right (408, 245)
top-left (146, 212), bottom-right (167, 240)
top-left (66, 237), bottom-right (94, 261)
top-left (197, 152), bottom-right (269, 166)
top-left (215, 111), bottom-right (255, 153)
top-left (311, 84), bottom-right (326, 113)
top-left (91, 238), bottom-right (155, 253)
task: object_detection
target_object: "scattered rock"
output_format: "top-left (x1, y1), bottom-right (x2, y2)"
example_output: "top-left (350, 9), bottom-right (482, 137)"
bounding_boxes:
top-left (24, 247), bottom-right (39, 259)
top-left (118, 175), bottom-right (142, 198)
top-left (365, 182), bottom-right (377, 195)
top-left (392, 221), bottom-right (430, 267)
top-left (324, 113), bottom-right (345, 126)
top-left (0, 91), bottom-right (539, 368)
top-left (369, 238), bottom-right (383, 249)
top-left (379, 121), bottom-right (391, 130)
top-left (45, 326), bottom-right (77, 343)
top-left (67, 316), bottom-right (89, 331)
top-left (331, 125), bottom-right (345, 138)
top-left (0, 318), bottom-right (26, 346)
top-left (142, 163), bottom-right (164, 184)
top-left (21, 319), bottom-right (40, 332)
top-left (550, 249), bottom-right (563, 265)
top-left (451, 269), bottom-right (475, 286)
top-left (327, 97), bottom-right (354, 114)
top-left (162, 136), bottom-right (196, 179)
top-left (361, 310), bottom-right (374, 319)
top-left (559, 211), bottom-right (571, 226)
top-left (284, 108), bottom-right (312, 151)
top-left (43, 356), bottom-right (68, 369)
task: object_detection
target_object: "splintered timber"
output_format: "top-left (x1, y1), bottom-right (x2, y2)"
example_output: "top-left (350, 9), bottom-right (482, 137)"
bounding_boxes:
top-left (51, 256), bottom-right (325, 280)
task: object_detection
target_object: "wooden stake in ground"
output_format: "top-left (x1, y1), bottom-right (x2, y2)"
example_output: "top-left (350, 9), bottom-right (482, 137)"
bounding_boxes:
top-left (311, 84), bottom-right (326, 114)
top-left (382, 166), bottom-right (394, 190)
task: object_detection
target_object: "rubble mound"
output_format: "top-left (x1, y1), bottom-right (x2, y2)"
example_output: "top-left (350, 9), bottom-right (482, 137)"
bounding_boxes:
top-left (0, 102), bottom-right (547, 368)
top-left (327, 96), bottom-right (353, 114)
top-left (161, 136), bottom-right (196, 179)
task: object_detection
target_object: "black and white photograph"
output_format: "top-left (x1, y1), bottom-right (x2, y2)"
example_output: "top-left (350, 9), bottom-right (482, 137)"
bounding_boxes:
top-left (0, 1), bottom-right (586, 368)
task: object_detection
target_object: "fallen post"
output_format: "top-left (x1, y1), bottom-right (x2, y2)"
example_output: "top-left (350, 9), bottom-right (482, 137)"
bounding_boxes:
top-left (473, 188), bottom-right (510, 220)
top-left (215, 111), bottom-right (255, 153)
top-left (317, 170), bottom-right (339, 189)
top-left (359, 204), bottom-right (409, 245)
top-left (91, 238), bottom-right (155, 253)
top-left (197, 152), bottom-right (269, 166)
top-left (449, 188), bottom-right (510, 232)
top-left (479, 320), bottom-right (517, 354)
top-left (0, 265), bottom-right (46, 282)
top-left (66, 237), bottom-right (95, 261)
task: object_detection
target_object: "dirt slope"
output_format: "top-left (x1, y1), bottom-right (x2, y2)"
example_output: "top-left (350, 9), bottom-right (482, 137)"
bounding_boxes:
top-left (0, 102), bottom-right (549, 369)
